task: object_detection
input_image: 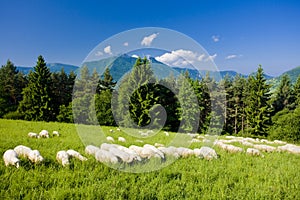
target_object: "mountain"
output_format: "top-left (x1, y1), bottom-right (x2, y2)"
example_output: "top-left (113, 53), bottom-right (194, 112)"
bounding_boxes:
top-left (16, 63), bottom-right (79, 74)
top-left (268, 66), bottom-right (300, 91)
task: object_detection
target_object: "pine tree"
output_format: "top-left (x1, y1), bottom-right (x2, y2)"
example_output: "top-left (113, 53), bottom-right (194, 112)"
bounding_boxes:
top-left (0, 60), bottom-right (27, 117)
top-left (293, 75), bottom-right (300, 106)
top-left (272, 74), bottom-right (294, 113)
top-left (18, 56), bottom-right (54, 121)
top-left (245, 66), bottom-right (272, 136)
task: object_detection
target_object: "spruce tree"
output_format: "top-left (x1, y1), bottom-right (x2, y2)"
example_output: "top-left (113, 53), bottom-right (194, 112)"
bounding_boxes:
top-left (245, 66), bottom-right (272, 136)
top-left (18, 56), bottom-right (54, 121)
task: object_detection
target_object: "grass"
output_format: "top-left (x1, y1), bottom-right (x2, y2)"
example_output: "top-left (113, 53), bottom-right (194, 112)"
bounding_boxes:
top-left (0, 119), bottom-right (300, 199)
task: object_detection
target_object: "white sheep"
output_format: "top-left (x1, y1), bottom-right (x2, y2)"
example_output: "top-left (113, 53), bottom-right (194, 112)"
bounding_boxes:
top-left (154, 143), bottom-right (164, 147)
top-left (246, 148), bottom-right (263, 157)
top-left (277, 144), bottom-right (300, 154)
top-left (14, 145), bottom-right (32, 158)
top-left (143, 144), bottom-right (164, 159)
top-left (53, 131), bottom-right (60, 137)
top-left (176, 147), bottom-right (194, 158)
top-left (3, 149), bottom-right (20, 168)
top-left (115, 145), bottom-right (142, 162)
top-left (240, 141), bottom-right (254, 147)
top-left (108, 147), bottom-right (133, 163)
top-left (118, 137), bottom-right (126, 143)
top-left (28, 150), bottom-right (44, 163)
top-left (274, 140), bottom-right (287, 145)
top-left (109, 129), bottom-right (114, 133)
top-left (39, 130), bottom-right (49, 138)
top-left (67, 149), bottom-right (88, 161)
top-left (219, 144), bottom-right (243, 153)
top-left (191, 138), bottom-right (201, 143)
top-left (95, 149), bottom-right (118, 164)
top-left (116, 128), bottom-right (121, 131)
top-left (157, 146), bottom-right (180, 158)
top-left (164, 131), bottom-right (169, 136)
top-left (106, 136), bottom-right (115, 142)
top-left (194, 146), bottom-right (218, 160)
top-left (253, 144), bottom-right (276, 153)
top-left (129, 145), bottom-right (144, 157)
top-left (28, 132), bottom-right (39, 138)
top-left (56, 151), bottom-right (70, 167)
top-left (85, 145), bottom-right (100, 156)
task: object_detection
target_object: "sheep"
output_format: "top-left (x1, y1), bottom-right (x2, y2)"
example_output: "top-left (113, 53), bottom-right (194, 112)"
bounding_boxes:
top-left (14, 145), bottom-right (32, 158)
top-left (118, 137), bottom-right (126, 143)
top-left (194, 147), bottom-right (218, 160)
top-left (157, 146), bottom-right (180, 158)
top-left (28, 132), bottom-right (39, 138)
top-left (56, 151), bottom-right (70, 167)
top-left (52, 131), bottom-right (60, 137)
top-left (108, 147), bottom-right (133, 163)
top-left (140, 131), bottom-right (148, 137)
top-left (95, 149), bottom-right (118, 164)
top-left (253, 144), bottom-right (276, 153)
top-left (3, 149), bottom-right (20, 168)
top-left (187, 133), bottom-right (198, 138)
top-left (164, 131), bottom-right (169, 136)
top-left (67, 149), bottom-right (88, 161)
top-left (39, 130), bottom-right (49, 138)
top-left (109, 129), bottom-right (114, 133)
top-left (143, 144), bottom-right (164, 159)
top-left (219, 144), bottom-right (243, 153)
top-left (240, 141), bottom-right (254, 147)
top-left (274, 140), bottom-right (287, 145)
top-left (129, 145), bottom-right (144, 157)
top-left (28, 150), bottom-right (44, 163)
top-left (191, 138), bottom-right (201, 143)
top-left (85, 145), bottom-right (100, 156)
top-left (277, 144), bottom-right (300, 154)
top-left (100, 143), bottom-right (118, 151)
top-left (116, 128), bottom-right (121, 131)
top-left (115, 145), bottom-right (142, 162)
top-left (106, 136), bottom-right (115, 142)
top-left (246, 148), bottom-right (263, 157)
top-left (176, 147), bottom-right (194, 158)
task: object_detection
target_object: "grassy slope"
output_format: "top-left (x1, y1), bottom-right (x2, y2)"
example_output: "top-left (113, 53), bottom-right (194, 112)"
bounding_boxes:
top-left (0, 119), bottom-right (299, 199)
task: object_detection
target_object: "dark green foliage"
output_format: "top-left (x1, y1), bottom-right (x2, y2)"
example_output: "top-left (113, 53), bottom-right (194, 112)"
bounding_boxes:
top-left (0, 60), bottom-right (27, 117)
top-left (270, 106), bottom-right (300, 142)
top-left (18, 56), bottom-right (55, 121)
top-left (244, 66), bottom-right (272, 136)
top-left (56, 103), bottom-right (73, 123)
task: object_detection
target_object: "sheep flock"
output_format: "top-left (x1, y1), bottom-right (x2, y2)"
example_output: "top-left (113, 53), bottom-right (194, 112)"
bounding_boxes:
top-left (3, 128), bottom-right (300, 169)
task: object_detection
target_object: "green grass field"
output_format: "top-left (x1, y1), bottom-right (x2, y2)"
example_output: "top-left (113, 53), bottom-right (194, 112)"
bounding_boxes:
top-left (1, 119), bottom-right (299, 199)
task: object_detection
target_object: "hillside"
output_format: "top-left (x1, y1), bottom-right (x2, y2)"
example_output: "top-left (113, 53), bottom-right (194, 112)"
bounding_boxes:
top-left (268, 66), bottom-right (300, 91)
top-left (16, 63), bottom-right (79, 74)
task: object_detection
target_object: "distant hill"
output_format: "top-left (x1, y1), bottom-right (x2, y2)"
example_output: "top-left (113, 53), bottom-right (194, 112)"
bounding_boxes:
top-left (16, 63), bottom-right (79, 75)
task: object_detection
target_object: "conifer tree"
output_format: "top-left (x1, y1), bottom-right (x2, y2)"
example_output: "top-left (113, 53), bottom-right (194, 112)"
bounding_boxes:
top-left (18, 56), bottom-right (54, 121)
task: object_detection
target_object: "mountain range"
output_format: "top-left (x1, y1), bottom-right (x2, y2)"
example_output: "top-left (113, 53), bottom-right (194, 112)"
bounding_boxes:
top-left (15, 55), bottom-right (300, 87)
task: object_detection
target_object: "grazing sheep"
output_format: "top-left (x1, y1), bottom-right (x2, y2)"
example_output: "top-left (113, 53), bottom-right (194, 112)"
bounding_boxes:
top-left (106, 136), bottom-right (115, 142)
top-left (14, 145), bottom-right (32, 158)
top-left (191, 138), bottom-right (201, 143)
top-left (116, 128), bottom-right (121, 131)
top-left (187, 133), bottom-right (198, 138)
top-left (28, 132), bottom-right (39, 138)
top-left (115, 145), bottom-right (142, 162)
top-left (85, 145), bottom-right (100, 156)
top-left (95, 149), bottom-right (118, 164)
top-left (274, 140), bottom-right (287, 145)
top-left (109, 129), bottom-right (114, 133)
top-left (52, 131), bottom-right (60, 137)
top-left (39, 130), bottom-right (49, 138)
top-left (164, 131), bottom-right (169, 136)
top-left (67, 149), bottom-right (88, 161)
top-left (143, 144), bottom-right (164, 159)
top-left (56, 151), bottom-right (70, 167)
top-left (140, 132), bottom-right (148, 137)
top-left (277, 144), bottom-right (300, 154)
top-left (3, 149), bottom-right (20, 168)
top-left (240, 141), bottom-right (254, 147)
top-left (157, 146), bottom-right (180, 158)
top-left (118, 137), bottom-right (126, 143)
top-left (194, 147), bottom-right (218, 160)
top-left (219, 144), bottom-right (243, 153)
top-left (176, 147), bottom-right (194, 158)
top-left (108, 147), bottom-right (133, 163)
top-left (246, 148), bottom-right (263, 157)
top-left (253, 144), bottom-right (276, 153)
top-left (28, 150), bottom-right (44, 163)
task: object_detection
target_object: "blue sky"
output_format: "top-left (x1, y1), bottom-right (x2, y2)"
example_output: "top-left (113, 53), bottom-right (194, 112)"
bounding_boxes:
top-left (1, 0), bottom-right (300, 76)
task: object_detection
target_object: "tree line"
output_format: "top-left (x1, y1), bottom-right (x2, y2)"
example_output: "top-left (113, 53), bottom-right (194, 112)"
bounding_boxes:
top-left (1, 55), bottom-right (299, 142)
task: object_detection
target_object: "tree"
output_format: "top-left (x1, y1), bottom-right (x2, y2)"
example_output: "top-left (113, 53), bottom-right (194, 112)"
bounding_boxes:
top-left (293, 75), bottom-right (300, 106)
top-left (0, 60), bottom-right (27, 117)
top-left (245, 66), bottom-right (272, 136)
top-left (18, 56), bottom-right (54, 121)
top-left (272, 74), bottom-right (294, 113)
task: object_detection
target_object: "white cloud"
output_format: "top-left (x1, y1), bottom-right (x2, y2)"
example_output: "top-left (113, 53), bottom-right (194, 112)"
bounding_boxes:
top-left (131, 54), bottom-right (139, 58)
top-left (104, 45), bottom-right (112, 55)
top-left (225, 54), bottom-right (237, 60)
top-left (123, 42), bottom-right (129, 46)
top-left (205, 54), bottom-right (217, 62)
top-left (212, 35), bottom-right (220, 42)
top-left (95, 51), bottom-right (103, 56)
top-left (141, 33), bottom-right (159, 46)
top-left (155, 49), bottom-right (206, 67)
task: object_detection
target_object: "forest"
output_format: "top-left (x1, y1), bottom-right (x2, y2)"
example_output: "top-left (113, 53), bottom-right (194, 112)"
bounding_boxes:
top-left (1, 55), bottom-right (299, 143)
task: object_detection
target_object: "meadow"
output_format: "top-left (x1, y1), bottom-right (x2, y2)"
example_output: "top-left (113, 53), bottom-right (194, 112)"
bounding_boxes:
top-left (0, 119), bottom-right (299, 199)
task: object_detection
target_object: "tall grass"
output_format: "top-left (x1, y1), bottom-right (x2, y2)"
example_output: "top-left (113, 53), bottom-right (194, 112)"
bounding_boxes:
top-left (0, 119), bottom-right (299, 199)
